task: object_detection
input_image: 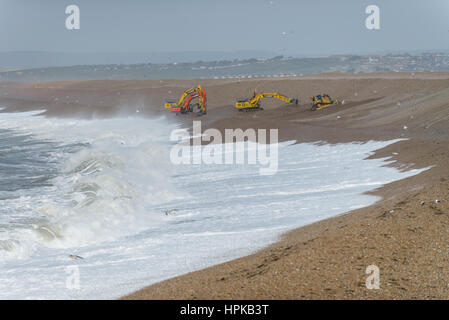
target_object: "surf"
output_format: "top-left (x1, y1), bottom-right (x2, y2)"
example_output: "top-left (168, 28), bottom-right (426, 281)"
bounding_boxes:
top-left (0, 110), bottom-right (428, 299)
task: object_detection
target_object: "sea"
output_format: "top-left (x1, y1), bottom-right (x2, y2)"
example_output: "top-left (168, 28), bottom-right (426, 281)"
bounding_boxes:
top-left (0, 109), bottom-right (426, 299)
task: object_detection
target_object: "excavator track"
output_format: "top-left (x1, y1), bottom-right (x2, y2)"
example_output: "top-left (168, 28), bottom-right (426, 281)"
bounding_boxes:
top-left (239, 107), bottom-right (264, 112)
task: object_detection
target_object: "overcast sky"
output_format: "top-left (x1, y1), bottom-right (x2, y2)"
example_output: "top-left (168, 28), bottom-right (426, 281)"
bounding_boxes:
top-left (0, 0), bottom-right (448, 55)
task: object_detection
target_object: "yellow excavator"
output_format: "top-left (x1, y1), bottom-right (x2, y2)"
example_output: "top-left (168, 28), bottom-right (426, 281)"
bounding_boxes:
top-left (164, 85), bottom-right (207, 115)
top-left (235, 90), bottom-right (299, 111)
top-left (310, 94), bottom-right (339, 111)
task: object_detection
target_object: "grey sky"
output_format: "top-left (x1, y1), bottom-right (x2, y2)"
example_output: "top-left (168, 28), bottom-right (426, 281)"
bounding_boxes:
top-left (0, 0), bottom-right (448, 55)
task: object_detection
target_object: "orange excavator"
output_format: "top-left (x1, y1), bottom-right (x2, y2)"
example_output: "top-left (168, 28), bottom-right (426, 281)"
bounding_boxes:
top-left (164, 85), bottom-right (207, 115)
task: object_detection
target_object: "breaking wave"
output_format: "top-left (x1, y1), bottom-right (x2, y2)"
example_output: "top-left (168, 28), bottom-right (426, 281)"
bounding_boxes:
top-left (0, 111), bottom-right (181, 259)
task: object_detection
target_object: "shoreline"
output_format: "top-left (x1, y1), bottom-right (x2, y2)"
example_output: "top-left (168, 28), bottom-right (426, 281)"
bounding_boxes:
top-left (122, 138), bottom-right (448, 299)
top-left (1, 73), bottom-right (449, 299)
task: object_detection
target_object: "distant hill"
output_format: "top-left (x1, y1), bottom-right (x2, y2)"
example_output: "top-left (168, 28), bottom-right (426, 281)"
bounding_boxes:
top-left (0, 50), bottom-right (278, 69)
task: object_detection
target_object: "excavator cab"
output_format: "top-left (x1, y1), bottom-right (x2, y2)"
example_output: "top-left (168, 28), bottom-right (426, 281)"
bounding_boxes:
top-left (164, 100), bottom-right (177, 109)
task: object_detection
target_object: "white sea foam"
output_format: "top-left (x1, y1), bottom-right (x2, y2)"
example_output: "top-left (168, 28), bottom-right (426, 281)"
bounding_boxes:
top-left (0, 110), bottom-right (428, 299)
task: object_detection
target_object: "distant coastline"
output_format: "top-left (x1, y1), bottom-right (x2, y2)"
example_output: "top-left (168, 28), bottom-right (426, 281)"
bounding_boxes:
top-left (1, 52), bottom-right (449, 82)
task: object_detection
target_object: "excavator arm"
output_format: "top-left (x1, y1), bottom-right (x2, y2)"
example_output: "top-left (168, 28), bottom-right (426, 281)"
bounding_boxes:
top-left (165, 85), bottom-right (206, 115)
top-left (236, 92), bottom-right (299, 110)
top-left (255, 93), bottom-right (298, 104)
top-left (164, 85), bottom-right (202, 109)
